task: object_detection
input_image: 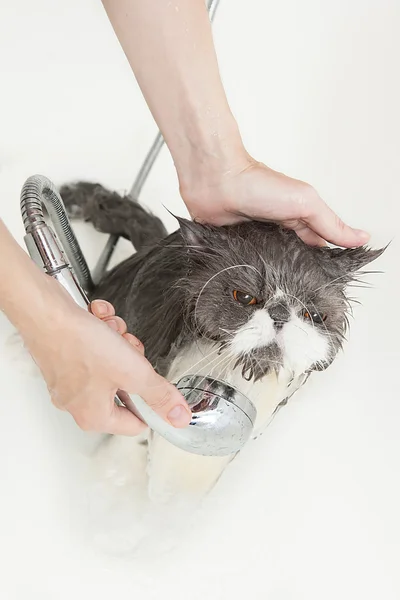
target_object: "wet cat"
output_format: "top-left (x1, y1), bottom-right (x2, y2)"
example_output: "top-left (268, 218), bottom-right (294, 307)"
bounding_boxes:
top-left (61, 181), bottom-right (384, 505)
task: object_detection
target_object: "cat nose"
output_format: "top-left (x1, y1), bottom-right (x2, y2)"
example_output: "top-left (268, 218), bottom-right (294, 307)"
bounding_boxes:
top-left (268, 305), bottom-right (290, 330)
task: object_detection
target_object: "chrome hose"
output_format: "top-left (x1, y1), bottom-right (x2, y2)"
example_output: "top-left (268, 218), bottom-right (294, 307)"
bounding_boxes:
top-left (20, 174), bottom-right (93, 294)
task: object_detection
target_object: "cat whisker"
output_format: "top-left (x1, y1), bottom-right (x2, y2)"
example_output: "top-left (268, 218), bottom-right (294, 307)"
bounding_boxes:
top-left (166, 244), bottom-right (203, 249)
top-left (292, 324), bottom-right (310, 336)
top-left (183, 351), bottom-right (231, 387)
top-left (308, 300), bottom-right (342, 345)
top-left (223, 355), bottom-right (238, 380)
top-left (209, 354), bottom-right (235, 381)
top-left (311, 268), bottom-right (379, 295)
top-left (194, 264), bottom-right (264, 337)
top-left (279, 291), bottom-right (315, 331)
top-left (176, 345), bottom-right (222, 379)
top-left (196, 352), bottom-right (235, 390)
top-left (310, 272), bottom-right (351, 293)
top-left (247, 352), bottom-right (268, 381)
top-left (219, 327), bottom-right (236, 337)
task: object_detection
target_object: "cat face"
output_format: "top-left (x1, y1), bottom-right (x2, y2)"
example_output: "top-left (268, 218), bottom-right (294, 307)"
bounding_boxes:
top-left (178, 219), bottom-right (384, 381)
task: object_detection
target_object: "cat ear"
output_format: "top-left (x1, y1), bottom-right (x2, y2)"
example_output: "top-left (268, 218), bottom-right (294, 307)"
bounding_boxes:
top-left (319, 245), bottom-right (386, 280)
top-left (175, 216), bottom-right (219, 247)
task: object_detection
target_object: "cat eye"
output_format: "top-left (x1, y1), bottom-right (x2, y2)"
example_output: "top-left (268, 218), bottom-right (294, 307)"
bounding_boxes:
top-left (303, 310), bottom-right (327, 324)
top-left (233, 290), bottom-right (258, 306)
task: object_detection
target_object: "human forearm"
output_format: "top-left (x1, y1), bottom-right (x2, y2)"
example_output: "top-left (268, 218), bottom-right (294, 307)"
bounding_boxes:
top-left (101, 0), bottom-right (246, 190)
top-left (101, 0), bottom-right (369, 247)
top-left (0, 220), bottom-right (191, 432)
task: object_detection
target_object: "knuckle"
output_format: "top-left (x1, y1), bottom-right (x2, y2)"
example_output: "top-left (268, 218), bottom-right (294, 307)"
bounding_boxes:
top-left (132, 336), bottom-right (143, 348)
top-left (291, 182), bottom-right (311, 213)
top-left (149, 388), bottom-right (174, 411)
top-left (49, 389), bottom-right (68, 411)
top-left (299, 184), bottom-right (321, 216)
top-left (334, 214), bottom-right (346, 232)
top-left (73, 415), bottom-right (93, 432)
top-left (301, 182), bottom-right (317, 200)
top-left (73, 411), bottom-right (104, 432)
top-left (49, 393), bottom-right (61, 409)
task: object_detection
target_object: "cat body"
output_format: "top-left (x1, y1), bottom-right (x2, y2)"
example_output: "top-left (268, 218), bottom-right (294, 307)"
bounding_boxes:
top-left (61, 182), bottom-right (383, 506)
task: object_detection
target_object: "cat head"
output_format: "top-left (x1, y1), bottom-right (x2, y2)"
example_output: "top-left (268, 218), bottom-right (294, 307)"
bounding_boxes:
top-left (177, 218), bottom-right (384, 381)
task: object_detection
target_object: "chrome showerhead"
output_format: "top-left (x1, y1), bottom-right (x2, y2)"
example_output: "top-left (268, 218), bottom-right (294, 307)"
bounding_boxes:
top-left (122, 375), bottom-right (256, 456)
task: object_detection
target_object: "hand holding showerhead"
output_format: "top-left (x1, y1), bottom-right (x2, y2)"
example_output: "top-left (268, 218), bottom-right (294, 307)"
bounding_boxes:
top-left (20, 175), bottom-right (257, 456)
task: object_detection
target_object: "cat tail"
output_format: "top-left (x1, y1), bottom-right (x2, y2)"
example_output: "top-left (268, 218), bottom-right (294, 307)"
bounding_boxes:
top-left (59, 181), bottom-right (168, 251)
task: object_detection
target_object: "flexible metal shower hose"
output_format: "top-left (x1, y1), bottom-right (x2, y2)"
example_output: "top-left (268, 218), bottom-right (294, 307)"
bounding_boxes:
top-left (20, 174), bottom-right (93, 293)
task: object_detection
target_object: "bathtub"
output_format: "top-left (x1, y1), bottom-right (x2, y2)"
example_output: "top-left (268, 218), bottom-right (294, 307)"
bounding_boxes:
top-left (0, 0), bottom-right (399, 598)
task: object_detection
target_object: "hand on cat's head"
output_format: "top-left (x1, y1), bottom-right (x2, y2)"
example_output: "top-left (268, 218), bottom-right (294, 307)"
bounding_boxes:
top-left (180, 156), bottom-right (370, 248)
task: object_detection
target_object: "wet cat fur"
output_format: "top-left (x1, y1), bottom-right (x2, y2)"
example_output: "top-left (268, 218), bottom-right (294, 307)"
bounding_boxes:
top-left (60, 181), bottom-right (384, 383)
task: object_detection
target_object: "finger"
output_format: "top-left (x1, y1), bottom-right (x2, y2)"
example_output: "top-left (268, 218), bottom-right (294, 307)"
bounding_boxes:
top-left (70, 388), bottom-right (147, 436)
top-left (105, 404), bottom-right (148, 436)
top-left (304, 195), bottom-right (370, 248)
top-left (142, 374), bottom-right (192, 428)
top-left (103, 315), bottom-right (127, 335)
top-left (90, 299), bottom-right (115, 319)
top-left (291, 224), bottom-right (327, 247)
top-left (122, 359), bottom-right (192, 428)
top-left (123, 332), bottom-right (145, 354)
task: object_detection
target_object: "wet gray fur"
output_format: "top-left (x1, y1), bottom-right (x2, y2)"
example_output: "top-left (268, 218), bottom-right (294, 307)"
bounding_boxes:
top-left (60, 182), bottom-right (384, 380)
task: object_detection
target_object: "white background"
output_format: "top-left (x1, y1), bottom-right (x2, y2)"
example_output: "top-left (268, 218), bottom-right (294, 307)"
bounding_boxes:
top-left (0, 0), bottom-right (399, 598)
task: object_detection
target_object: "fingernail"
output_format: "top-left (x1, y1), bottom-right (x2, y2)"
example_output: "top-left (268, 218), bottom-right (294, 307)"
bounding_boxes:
top-left (167, 405), bottom-right (192, 428)
top-left (95, 301), bottom-right (108, 316)
top-left (107, 318), bottom-right (119, 331)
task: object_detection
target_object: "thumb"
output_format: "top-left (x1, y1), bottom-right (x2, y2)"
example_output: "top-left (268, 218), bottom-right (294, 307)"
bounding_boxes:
top-left (305, 196), bottom-right (370, 248)
top-left (120, 352), bottom-right (192, 429)
top-left (141, 371), bottom-right (192, 428)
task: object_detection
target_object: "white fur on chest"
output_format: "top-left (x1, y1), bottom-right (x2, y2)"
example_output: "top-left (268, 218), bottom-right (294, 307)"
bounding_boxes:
top-left (145, 341), bottom-right (300, 504)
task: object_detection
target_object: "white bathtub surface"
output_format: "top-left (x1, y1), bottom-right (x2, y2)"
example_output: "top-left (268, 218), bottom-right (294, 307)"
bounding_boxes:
top-left (1, 1), bottom-right (399, 598)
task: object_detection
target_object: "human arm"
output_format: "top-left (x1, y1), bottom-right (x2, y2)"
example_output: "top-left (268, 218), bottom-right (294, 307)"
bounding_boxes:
top-left (101, 0), bottom-right (369, 247)
top-left (0, 220), bottom-right (191, 434)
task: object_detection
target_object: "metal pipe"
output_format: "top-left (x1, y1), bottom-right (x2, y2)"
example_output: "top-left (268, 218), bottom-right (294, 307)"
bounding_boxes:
top-left (92, 133), bottom-right (164, 284)
top-left (92, 0), bottom-right (222, 284)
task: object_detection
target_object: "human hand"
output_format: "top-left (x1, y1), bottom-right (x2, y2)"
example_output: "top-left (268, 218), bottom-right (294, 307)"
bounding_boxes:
top-left (102, 0), bottom-right (365, 247)
top-left (21, 280), bottom-right (191, 435)
top-left (180, 154), bottom-right (370, 248)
